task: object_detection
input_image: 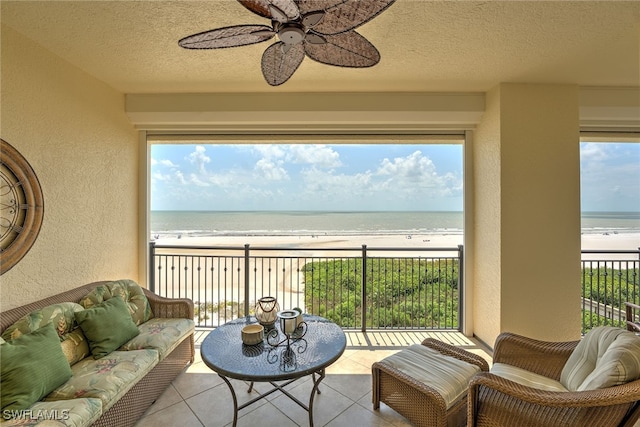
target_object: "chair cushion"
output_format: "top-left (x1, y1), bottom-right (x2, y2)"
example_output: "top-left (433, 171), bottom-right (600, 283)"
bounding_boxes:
top-left (577, 332), bottom-right (640, 391)
top-left (75, 296), bottom-right (140, 359)
top-left (0, 398), bottom-right (103, 427)
top-left (379, 344), bottom-right (481, 409)
top-left (45, 349), bottom-right (158, 415)
top-left (1, 323), bottom-right (73, 412)
top-left (491, 363), bottom-right (568, 392)
top-left (79, 279), bottom-right (153, 326)
top-left (561, 326), bottom-right (640, 391)
top-left (119, 317), bottom-right (195, 360)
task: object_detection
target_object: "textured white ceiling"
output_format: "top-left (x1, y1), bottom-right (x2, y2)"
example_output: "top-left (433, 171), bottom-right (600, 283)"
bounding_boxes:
top-left (2, 1), bottom-right (639, 94)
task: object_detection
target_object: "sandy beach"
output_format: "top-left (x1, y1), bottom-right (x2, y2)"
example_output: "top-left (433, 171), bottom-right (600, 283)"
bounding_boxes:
top-left (151, 232), bottom-right (639, 326)
top-left (154, 231), bottom-right (639, 255)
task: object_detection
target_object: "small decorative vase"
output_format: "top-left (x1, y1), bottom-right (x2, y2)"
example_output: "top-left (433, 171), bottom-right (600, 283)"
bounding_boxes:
top-left (255, 296), bottom-right (279, 329)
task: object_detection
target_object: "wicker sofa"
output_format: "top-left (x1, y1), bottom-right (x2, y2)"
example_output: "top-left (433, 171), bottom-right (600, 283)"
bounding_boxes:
top-left (1, 280), bottom-right (195, 427)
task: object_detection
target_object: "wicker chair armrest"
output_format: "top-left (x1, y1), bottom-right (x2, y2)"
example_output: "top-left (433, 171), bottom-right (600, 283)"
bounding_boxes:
top-left (143, 288), bottom-right (194, 320)
top-left (493, 332), bottom-right (578, 379)
top-left (469, 373), bottom-right (640, 408)
top-left (372, 361), bottom-right (448, 411)
top-left (421, 338), bottom-right (490, 372)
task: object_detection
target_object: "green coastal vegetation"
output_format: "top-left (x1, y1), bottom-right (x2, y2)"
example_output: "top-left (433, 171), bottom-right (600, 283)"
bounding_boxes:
top-left (581, 266), bottom-right (639, 333)
top-left (300, 258), bottom-right (638, 332)
top-left (303, 257), bottom-right (459, 329)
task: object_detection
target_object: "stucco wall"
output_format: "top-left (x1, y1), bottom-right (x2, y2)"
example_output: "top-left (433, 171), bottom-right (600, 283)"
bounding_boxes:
top-left (472, 86), bottom-right (502, 344)
top-left (0, 25), bottom-right (139, 310)
top-left (472, 83), bottom-right (581, 346)
top-left (499, 83), bottom-right (581, 341)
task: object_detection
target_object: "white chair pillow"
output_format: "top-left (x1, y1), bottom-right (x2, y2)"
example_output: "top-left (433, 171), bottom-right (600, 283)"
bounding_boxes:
top-left (560, 326), bottom-right (640, 391)
top-left (577, 332), bottom-right (640, 391)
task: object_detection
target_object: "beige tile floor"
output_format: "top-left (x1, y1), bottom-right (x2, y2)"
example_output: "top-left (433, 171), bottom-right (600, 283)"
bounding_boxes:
top-left (135, 330), bottom-right (493, 427)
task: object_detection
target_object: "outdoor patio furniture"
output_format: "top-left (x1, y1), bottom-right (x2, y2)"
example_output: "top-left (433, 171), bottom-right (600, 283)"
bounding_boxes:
top-left (625, 302), bottom-right (640, 333)
top-left (468, 326), bottom-right (640, 427)
top-left (372, 338), bottom-right (489, 427)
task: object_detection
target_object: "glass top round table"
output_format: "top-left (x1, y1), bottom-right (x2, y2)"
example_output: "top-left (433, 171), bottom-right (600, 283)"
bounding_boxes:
top-left (200, 315), bottom-right (346, 426)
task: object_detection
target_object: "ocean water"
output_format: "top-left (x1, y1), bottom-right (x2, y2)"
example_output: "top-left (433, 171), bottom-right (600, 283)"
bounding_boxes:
top-left (150, 210), bottom-right (640, 238)
top-left (150, 211), bottom-right (464, 238)
top-left (581, 211), bottom-right (640, 235)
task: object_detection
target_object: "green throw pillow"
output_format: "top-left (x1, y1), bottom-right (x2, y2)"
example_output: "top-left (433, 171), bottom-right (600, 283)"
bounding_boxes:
top-left (75, 296), bottom-right (140, 359)
top-left (1, 323), bottom-right (73, 411)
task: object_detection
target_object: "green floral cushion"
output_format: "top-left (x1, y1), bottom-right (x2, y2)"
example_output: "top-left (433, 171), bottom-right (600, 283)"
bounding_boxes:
top-left (75, 297), bottom-right (139, 359)
top-left (60, 328), bottom-right (90, 366)
top-left (119, 317), bottom-right (195, 360)
top-left (1, 302), bottom-right (85, 341)
top-left (78, 279), bottom-right (152, 326)
top-left (1, 323), bottom-right (73, 412)
top-left (45, 349), bottom-right (158, 414)
top-left (0, 398), bottom-right (102, 426)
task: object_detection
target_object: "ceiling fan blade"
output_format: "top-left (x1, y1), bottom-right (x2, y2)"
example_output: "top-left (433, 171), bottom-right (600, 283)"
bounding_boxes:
top-left (238, 0), bottom-right (300, 21)
top-left (179, 25), bottom-right (275, 49)
top-left (304, 31), bottom-right (380, 67)
top-left (261, 42), bottom-right (305, 86)
top-left (298, 0), bottom-right (396, 35)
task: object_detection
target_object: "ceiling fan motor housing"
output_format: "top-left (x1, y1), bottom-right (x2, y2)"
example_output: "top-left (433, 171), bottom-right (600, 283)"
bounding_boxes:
top-left (277, 23), bottom-right (305, 44)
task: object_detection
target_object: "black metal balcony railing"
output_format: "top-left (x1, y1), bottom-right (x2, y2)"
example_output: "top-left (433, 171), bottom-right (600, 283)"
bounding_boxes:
top-left (580, 249), bottom-right (640, 334)
top-left (149, 242), bottom-right (640, 333)
top-left (149, 242), bottom-right (463, 331)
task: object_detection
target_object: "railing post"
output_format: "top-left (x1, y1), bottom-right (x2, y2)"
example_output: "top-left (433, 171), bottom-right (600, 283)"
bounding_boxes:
top-left (457, 244), bottom-right (464, 332)
top-left (244, 244), bottom-right (251, 318)
top-left (361, 244), bottom-right (367, 333)
top-left (149, 241), bottom-right (156, 293)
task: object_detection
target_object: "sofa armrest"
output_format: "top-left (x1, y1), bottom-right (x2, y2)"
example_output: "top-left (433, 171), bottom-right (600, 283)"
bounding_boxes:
top-left (142, 288), bottom-right (194, 320)
top-left (493, 332), bottom-right (578, 380)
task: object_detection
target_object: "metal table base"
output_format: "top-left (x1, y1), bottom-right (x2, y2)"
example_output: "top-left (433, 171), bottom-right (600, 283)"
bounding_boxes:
top-left (220, 370), bottom-right (324, 427)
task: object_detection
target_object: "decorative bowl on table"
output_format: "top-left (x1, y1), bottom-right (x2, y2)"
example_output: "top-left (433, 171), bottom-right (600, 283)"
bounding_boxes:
top-left (241, 324), bottom-right (264, 345)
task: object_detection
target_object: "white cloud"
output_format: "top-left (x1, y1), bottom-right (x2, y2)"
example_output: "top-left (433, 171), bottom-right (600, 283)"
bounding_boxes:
top-left (580, 143), bottom-right (609, 162)
top-left (377, 151), bottom-right (436, 180)
top-left (252, 145), bottom-right (286, 160)
top-left (187, 146), bottom-right (211, 174)
top-left (174, 171), bottom-right (187, 185)
top-left (287, 145), bottom-right (342, 168)
top-left (190, 173), bottom-right (209, 187)
top-left (160, 159), bottom-right (178, 167)
top-left (374, 151), bottom-right (461, 198)
top-left (255, 158), bottom-right (289, 181)
top-left (301, 167), bottom-right (372, 194)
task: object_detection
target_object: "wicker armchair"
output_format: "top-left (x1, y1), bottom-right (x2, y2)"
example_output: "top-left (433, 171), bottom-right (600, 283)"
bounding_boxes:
top-left (625, 302), bottom-right (640, 333)
top-left (467, 330), bottom-right (640, 427)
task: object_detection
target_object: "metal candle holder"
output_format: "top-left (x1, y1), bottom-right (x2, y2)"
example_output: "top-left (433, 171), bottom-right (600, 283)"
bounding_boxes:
top-left (267, 310), bottom-right (307, 350)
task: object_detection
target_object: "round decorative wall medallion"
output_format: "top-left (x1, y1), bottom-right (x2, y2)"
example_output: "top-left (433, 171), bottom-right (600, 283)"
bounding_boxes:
top-left (0, 139), bottom-right (44, 274)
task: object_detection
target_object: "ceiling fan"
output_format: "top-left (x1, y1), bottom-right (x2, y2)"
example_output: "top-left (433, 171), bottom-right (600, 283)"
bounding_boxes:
top-left (178, 0), bottom-right (396, 86)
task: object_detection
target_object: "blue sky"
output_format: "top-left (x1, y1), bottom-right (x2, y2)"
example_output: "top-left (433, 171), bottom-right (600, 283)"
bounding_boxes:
top-left (580, 142), bottom-right (640, 212)
top-left (150, 142), bottom-right (639, 212)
